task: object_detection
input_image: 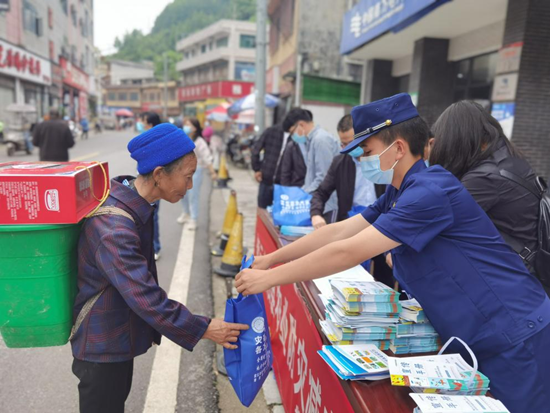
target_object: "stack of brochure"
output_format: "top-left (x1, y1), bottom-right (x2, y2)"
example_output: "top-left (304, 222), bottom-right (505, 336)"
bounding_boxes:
top-left (279, 225), bottom-right (314, 237)
top-left (321, 280), bottom-right (401, 349)
top-left (388, 353), bottom-right (490, 395)
top-left (410, 394), bottom-right (510, 413)
top-left (391, 299), bottom-right (441, 354)
top-left (317, 344), bottom-right (390, 381)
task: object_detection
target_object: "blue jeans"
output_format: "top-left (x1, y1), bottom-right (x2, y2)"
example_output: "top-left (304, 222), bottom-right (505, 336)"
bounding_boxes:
top-left (181, 167), bottom-right (205, 220)
top-left (153, 201), bottom-right (161, 253)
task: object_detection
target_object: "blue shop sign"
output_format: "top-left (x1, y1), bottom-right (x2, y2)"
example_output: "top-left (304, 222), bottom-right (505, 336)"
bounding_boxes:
top-left (340, 0), bottom-right (451, 55)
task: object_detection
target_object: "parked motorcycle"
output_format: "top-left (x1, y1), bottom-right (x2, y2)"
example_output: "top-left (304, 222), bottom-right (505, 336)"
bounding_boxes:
top-left (226, 133), bottom-right (256, 168)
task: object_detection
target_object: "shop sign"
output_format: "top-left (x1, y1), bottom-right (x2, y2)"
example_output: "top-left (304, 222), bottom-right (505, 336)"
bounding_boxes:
top-left (340, 0), bottom-right (449, 55)
top-left (0, 0), bottom-right (9, 11)
top-left (496, 42), bottom-right (523, 74)
top-left (178, 81), bottom-right (253, 102)
top-left (492, 73), bottom-right (519, 102)
top-left (0, 39), bottom-right (51, 85)
top-left (60, 57), bottom-right (89, 93)
top-left (491, 102), bottom-right (515, 139)
top-left (255, 215), bottom-right (354, 413)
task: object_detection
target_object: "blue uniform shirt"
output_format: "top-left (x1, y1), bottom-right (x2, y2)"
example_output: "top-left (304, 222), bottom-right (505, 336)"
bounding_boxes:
top-left (362, 159), bottom-right (550, 360)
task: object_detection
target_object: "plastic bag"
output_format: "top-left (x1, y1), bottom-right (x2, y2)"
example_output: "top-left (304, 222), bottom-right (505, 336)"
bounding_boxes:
top-left (348, 205), bottom-right (367, 218)
top-left (224, 255), bottom-right (273, 407)
top-left (272, 184), bottom-right (312, 227)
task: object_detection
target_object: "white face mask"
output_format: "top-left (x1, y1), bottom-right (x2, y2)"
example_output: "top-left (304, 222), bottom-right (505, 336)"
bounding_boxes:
top-left (359, 141), bottom-right (399, 185)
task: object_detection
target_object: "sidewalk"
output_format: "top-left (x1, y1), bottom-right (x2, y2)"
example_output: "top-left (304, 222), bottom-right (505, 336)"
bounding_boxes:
top-left (209, 164), bottom-right (284, 413)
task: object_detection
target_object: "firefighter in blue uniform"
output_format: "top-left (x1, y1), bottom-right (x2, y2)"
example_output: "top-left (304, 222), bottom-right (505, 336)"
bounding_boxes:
top-left (235, 93), bottom-right (550, 413)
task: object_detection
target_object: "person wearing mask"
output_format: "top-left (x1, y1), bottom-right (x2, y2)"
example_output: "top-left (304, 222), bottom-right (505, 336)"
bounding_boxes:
top-left (429, 101), bottom-right (542, 289)
top-left (310, 114), bottom-right (391, 286)
top-left (235, 93), bottom-right (550, 413)
top-left (32, 109), bottom-right (75, 161)
top-left (282, 108), bottom-right (340, 217)
top-left (71, 123), bottom-right (248, 413)
top-left (251, 123), bottom-right (285, 208)
top-left (177, 117), bottom-right (217, 230)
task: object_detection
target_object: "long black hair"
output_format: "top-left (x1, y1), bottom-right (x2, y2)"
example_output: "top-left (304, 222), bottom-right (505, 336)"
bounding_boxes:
top-left (187, 117), bottom-right (203, 140)
top-left (430, 100), bottom-right (522, 179)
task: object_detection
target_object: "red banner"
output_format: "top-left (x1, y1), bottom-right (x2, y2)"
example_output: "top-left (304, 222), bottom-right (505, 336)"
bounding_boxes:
top-left (255, 215), bottom-right (354, 413)
top-left (178, 81), bottom-right (254, 102)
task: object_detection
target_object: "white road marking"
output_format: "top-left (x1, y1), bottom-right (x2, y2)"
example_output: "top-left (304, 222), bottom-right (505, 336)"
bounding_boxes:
top-left (71, 152), bottom-right (101, 162)
top-left (143, 226), bottom-right (196, 413)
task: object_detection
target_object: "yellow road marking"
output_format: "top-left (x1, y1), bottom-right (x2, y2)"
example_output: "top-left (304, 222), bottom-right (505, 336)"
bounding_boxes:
top-left (71, 152), bottom-right (101, 162)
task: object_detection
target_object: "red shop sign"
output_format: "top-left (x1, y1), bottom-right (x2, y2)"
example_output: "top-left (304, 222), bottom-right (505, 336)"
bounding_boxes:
top-left (178, 81), bottom-right (253, 102)
top-left (255, 215), bottom-right (354, 413)
top-left (60, 57), bottom-right (89, 92)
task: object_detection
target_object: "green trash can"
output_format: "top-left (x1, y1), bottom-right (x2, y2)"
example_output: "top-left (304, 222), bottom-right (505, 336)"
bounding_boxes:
top-left (0, 224), bottom-right (81, 348)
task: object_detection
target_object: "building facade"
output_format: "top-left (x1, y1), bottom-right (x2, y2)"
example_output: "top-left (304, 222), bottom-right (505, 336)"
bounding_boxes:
top-left (0, 0), bottom-right (96, 123)
top-left (340, 0), bottom-right (550, 178)
top-left (175, 19), bottom-right (257, 120)
top-left (268, 0), bottom-right (362, 132)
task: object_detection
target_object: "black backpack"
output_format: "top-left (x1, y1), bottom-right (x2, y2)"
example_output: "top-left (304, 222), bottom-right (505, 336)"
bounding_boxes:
top-left (496, 170), bottom-right (550, 291)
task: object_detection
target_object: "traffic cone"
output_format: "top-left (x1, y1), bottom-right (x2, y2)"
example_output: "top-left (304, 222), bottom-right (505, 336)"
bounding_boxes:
top-left (217, 155), bottom-right (230, 188)
top-left (214, 213), bottom-right (244, 278)
top-left (211, 190), bottom-right (238, 256)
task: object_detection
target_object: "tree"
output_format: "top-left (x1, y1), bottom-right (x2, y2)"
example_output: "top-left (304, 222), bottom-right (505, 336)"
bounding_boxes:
top-left (154, 51), bottom-right (182, 82)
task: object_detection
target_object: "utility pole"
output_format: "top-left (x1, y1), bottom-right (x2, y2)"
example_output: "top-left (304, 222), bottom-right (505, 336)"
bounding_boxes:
top-left (254, 0), bottom-right (267, 134)
top-left (163, 53), bottom-right (168, 120)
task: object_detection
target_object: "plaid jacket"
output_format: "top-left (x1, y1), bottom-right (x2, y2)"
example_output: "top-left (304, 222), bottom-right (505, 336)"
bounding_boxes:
top-left (71, 176), bottom-right (210, 362)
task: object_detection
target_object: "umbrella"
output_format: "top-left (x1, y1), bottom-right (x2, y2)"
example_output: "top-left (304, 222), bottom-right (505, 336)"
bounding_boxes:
top-left (235, 109), bottom-right (255, 124)
top-left (228, 93), bottom-right (279, 116)
top-left (115, 109), bottom-right (134, 117)
top-left (206, 103), bottom-right (230, 122)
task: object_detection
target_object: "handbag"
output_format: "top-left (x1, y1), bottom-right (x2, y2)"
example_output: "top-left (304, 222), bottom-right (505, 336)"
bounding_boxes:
top-left (272, 184), bottom-right (312, 226)
top-left (224, 255), bottom-right (273, 407)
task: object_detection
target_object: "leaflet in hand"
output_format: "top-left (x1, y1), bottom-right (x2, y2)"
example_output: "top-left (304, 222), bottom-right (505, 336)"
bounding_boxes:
top-left (410, 394), bottom-right (509, 413)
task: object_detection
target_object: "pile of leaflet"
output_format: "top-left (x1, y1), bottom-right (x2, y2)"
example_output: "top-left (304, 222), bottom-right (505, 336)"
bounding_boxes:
top-left (320, 280), bottom-right (400, 349)
top-left (317, 344), bottom-right (390, 381)
top-left (391, 299), bottom-right (441, 354)
top-left (388, 353), bottom-right (491, 395)
top-left (410, 394), bottom-right (510, 413)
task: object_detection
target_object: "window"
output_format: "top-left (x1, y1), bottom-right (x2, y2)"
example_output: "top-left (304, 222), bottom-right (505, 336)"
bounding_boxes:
top-left (169, 89), bottom-right (176, 100)
top-left (60, 0), bottom-right (68, 15)
top-left (108, 92), bottom-right (116, 101)
top-left (185, 52), bottom-right (189, 59)
top-left (240, 35), bottom-right (256, 49)
top-left (201, 44), bottom-right (207, 54)
top-left (49, 41), bottom-right (55, 60)
top-left (71, 45), bottom-right (77, 65)
top-left (130, 92), bottom-right (139, 101)
top-left (82, 10), bottom-right (89, 37)
top-left (23, 1), bottom-right (43, 36)
top-left (216, 37), bottom-right (228, 48)
top-left (209, 41), bottom-right (213, 50)
top-left (118, 92), bottom-right (127, 101)
top-left (70, 4), bottom-right (77, 27)
top-left (149, 92), bottom-right (155, 101)
top-left (48, 7), bottom-right (53, 29)
top-left (453, 52), bottom-right (497, 106)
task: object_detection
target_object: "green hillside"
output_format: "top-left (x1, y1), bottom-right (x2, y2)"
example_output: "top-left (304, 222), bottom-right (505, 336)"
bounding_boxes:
top-left (111, 0), bottom-right (256, 80)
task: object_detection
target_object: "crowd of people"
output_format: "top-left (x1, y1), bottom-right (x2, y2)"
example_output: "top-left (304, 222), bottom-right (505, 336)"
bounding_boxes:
top-left (242, 93), bottom-right (550, 412)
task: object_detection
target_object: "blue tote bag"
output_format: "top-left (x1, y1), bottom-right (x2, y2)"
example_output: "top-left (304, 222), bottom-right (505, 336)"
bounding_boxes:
top-left (224, 255), bottom-right (273, 407)
top-left (272, 184), bottom-right (312, 227)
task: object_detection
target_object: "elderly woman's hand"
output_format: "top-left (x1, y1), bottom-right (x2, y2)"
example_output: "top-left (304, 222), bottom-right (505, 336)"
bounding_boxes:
top-left (203, 319), bottom-right (249, 349)
top-left (235, 268), bottom-right (272, 296)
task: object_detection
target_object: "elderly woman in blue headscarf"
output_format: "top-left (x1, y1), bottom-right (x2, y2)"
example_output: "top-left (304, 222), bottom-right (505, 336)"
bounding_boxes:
top-left (70, 123), bottom-right (248, 413)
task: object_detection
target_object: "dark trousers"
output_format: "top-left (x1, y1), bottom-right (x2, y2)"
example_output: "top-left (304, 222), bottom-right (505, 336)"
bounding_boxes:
top-left (258, 182), bottom-right (274, 209)
top-left (72, 358), bottom-right (134, 413)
